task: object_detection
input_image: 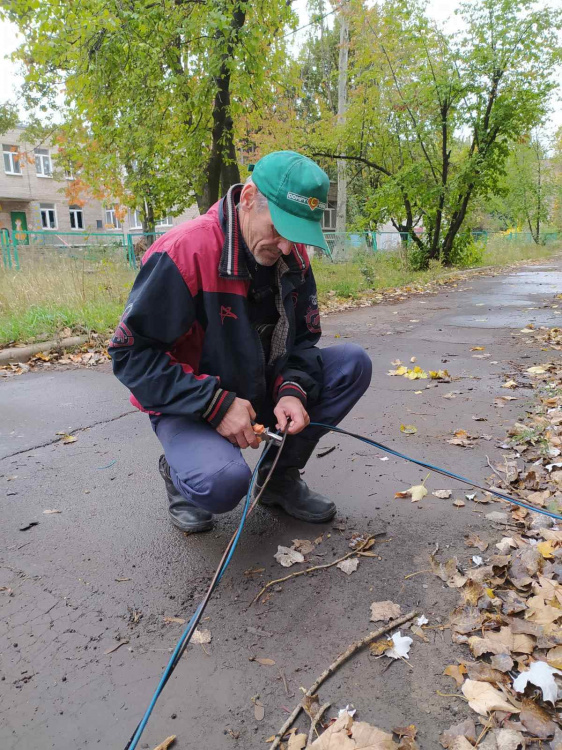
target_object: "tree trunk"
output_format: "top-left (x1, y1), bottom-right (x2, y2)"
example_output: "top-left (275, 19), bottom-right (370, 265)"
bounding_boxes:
top-left (336, 11), bottom-right (349, 236)
top-left (196, 2), bottom-right (245, 213)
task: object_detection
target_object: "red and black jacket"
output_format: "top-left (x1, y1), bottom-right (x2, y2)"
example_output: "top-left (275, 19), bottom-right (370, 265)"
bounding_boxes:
top-left (109, 185), bottom-right (324, 428)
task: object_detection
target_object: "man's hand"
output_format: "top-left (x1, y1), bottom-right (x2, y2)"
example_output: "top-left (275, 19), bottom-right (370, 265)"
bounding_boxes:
top-left (216, 397), bottom-right (259, 449)
top-left (274, 396), bottom-right (310, 435)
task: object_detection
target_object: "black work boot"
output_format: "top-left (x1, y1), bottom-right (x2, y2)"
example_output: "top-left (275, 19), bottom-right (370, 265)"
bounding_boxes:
top-left (158, 455), bottom-right (214, 533)
top-left (257, 437), bottom-right (336, 523)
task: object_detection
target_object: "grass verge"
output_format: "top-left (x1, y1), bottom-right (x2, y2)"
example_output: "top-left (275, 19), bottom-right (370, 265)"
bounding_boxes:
top-left (0, 238), bottom-right (559, 348)
top-left (0, 257), bottom-right (135, 346)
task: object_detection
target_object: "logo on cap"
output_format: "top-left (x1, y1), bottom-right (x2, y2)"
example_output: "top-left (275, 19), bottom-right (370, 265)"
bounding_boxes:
top-left (287, 191), bottom-right (326, 212)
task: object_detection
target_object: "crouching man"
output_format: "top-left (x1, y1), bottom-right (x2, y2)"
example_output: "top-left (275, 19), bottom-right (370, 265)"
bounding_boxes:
top-left (109, 151), bottom-right (372, 533)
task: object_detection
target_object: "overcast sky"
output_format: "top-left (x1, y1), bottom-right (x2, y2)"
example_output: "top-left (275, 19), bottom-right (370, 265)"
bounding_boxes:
top-left (0, 0), bottom-right (560, 131)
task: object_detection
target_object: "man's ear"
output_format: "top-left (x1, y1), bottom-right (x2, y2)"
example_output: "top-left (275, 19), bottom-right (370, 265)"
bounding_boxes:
top-left (239, 183), bottom-right (256, 212)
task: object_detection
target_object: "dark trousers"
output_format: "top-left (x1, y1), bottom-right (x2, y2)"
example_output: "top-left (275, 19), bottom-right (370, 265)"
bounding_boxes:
top-left (150, 343), bottom-right (372, 514)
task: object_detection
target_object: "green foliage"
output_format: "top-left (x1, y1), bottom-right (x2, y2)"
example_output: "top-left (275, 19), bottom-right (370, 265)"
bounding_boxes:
top-left (447, 233), bottom-right (485, 268)
top-left (2, 0), bottom-right (296, 216)
top-left (0, 101), bottom-right (18, 135)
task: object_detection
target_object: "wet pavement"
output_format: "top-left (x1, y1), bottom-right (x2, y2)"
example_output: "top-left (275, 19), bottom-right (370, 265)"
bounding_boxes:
top-left (1, 260), bottom-right (561, 749)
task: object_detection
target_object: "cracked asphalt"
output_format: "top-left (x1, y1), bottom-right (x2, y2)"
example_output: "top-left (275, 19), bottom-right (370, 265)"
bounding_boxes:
top-left (1, 260), bottom-right (561, 749)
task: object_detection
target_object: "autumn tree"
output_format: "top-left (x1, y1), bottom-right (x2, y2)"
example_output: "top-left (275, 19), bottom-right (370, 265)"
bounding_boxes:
top-left (306, 0), bottom-right (561, 265)
top-left (1, 0), bottom-right (296, 221)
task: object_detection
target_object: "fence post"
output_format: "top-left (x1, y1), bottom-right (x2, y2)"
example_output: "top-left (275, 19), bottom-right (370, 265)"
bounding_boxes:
top-left (11, 235), bottom-right (20, 270)
top-left (126, 234), bottom-right (137, 269)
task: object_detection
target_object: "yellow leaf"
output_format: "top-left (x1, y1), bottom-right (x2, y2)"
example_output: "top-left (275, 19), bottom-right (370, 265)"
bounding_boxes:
top-left (400, 424), bottom-right (417, 435)
top-left (443, 663), bottom-right (467, 686)
top-left (538, 540), bottom-right (555, 559)
top-left (471, 346), bottom-right (485, 351)
top-left (502, 380), bottom-right (518, 389)
top-left (389, 365), bottom-right (408, 376)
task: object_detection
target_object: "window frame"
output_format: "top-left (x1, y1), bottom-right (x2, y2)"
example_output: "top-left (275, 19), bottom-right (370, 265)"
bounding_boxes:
top-left (35, 148), bottom-right (53, 178)
top-left (69, 206), bottom-right (84, 230)
top-left (3, 144), bottom-right (22, 176)
top-left (40, 203), bottom-right (58, 230)
top-left (129, 209), bottom-right (143, 230)
top-left (104, 205), bottom-right (122, 230)
top-left (155, 215), bottom-right (173, 228)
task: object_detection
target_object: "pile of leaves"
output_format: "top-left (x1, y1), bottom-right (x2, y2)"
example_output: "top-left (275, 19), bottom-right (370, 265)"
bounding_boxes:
top-left (430, 359), bottom-right (562, 748)
top-left (0, 334), bottom-right (110, 377)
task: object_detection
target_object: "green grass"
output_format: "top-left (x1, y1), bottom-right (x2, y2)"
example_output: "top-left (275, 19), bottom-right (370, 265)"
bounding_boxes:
top-left (0, 257), bottom-right (135, 346)
top-left (313, 238), bottom-right (561, 305)
top-left (0, 237), bottom-right (559, 348)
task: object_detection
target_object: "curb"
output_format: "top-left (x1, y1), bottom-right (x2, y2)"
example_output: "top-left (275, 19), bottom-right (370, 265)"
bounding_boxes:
top-left (0, 335), bottom-right (89, 365)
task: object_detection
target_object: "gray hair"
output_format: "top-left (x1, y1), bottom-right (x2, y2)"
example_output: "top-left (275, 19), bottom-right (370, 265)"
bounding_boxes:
top-left (243, 176), bottom-right (269, 211)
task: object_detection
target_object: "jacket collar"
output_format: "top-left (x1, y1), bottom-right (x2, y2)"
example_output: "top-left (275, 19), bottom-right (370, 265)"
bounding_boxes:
top-left (218, 184), bottom-right (307, 280)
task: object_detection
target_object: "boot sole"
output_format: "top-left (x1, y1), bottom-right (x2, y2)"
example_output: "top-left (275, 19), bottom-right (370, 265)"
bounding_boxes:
top-left (260, 497), bottom-right (336, 523)
top-left (169, 512), bottom-right (214, 534)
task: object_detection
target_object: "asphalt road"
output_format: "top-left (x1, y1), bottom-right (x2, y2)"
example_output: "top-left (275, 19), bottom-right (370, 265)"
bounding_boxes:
top-left (1, 260), bottom-right (561, 750)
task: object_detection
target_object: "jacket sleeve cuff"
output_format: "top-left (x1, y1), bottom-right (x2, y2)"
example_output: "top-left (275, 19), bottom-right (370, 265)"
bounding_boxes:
top-left (276, 380), bottom-right (307, 407)
top-left (203, 388), bottom-right (237, 428)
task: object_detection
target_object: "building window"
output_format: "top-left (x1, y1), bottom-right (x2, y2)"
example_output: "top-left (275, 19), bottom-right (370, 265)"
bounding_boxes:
top-left (129, 209), bottom-right (143, 230)
top-left (3, 144), bottom-right (21, 175)
top-left (156, 216), bottom-right (173, 227)
top-left (35, 148), bottom-right (52, 177)
top-left (104, 205), bottom-right (122, 230)
top-left (69, 206), bottom-right (84, 230)
top-left (322, 202), bottom-right (337, 231)
top-left (40, 203), bottom-right (57, 229)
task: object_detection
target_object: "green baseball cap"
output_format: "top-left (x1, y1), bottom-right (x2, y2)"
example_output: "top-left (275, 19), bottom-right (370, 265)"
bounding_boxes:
top-left (251, 150), bottom-right (330, 252)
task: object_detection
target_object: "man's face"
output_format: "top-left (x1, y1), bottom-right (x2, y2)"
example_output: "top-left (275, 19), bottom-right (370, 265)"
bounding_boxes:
top-left (239, 185), bottom-right (293, 266)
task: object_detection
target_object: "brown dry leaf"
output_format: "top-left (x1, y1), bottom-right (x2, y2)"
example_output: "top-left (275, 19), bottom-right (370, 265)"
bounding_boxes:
top-left (508, 547), bottom-right (543, 589)
top-left (461, 679), bottom-right (519, 716)
top-left (275, 546), bottom-right (305, 568)
top-left (337, 558), bottom-right (359, 575)
top-left (453, 500), bottom-right (466, 507)
top-left (433, 490), bottom-right (452, 499)
top-left (547, 645), bottom-right (562, 669)
top-left (192, 628), bottom-right (211, 645)
top-left (430, 556), bottom-right (467, 588)
top-left (502, 380), bottom-right (519, 389)
top-left (292, 539), bottom-right (315, 555)
top-left (153, 736), bottom-right (176, 750)
top-left (525, 595), bottom-right (562, 626)
top-left (251, 656), bottom-right (275, 666)
top-left (443, 664), bottom-right (467, 686)
top-left (370, 601), bottom-right (402, 623)
top-left (369, 638), bottom-right (394, 656)
top-left (519, 697), bottom-right (556, 738)
top-left (162, 616), bottom-right (186, 625)
top-left (490, 654), bottom-right (514, 673)
top-left (448, 739), bottom-right (474, 750)
top-left (450, 606), bottom-right (485, 634)
top-left (468, 626), bottom-right (534, 657)
top-left (460, 580), bottom-right (486, 607)
top-left (440, 719), bottom-right (477, 749)
top-left (465, 661), bottom-right (510, 686)
top-left (302, 693), bottom-right (320, 720)
top-left (288, 734), bottom-right (308, 750)
top-left (465, 534), bottom-right (489, 552)
top-left (253, 699), bottom-right (265, 721)
top-left (393, 726), bottom-right (416, 740)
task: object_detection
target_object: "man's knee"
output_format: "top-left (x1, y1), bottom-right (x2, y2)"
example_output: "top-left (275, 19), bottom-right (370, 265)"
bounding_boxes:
top-left (344, 343), bottom-right (372, 393)
top-left (184, 460), bottom-right (252, 514)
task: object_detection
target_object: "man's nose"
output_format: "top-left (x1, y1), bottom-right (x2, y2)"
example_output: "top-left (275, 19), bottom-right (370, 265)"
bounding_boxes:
top-left (278, 238), bottom-right (292, 254)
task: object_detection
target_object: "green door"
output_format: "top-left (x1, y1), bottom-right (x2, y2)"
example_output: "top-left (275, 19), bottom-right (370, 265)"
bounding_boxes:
top-left (11, 211), bottom-right (29, 244)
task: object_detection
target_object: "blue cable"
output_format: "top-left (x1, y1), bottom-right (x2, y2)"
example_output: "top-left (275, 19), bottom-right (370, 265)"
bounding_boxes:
top-left (309, 422), bottom-right (562, 521)
top-left (125, 445), bottom-right (270, 750)
top-left (126, 420), bottom-right (562, 748)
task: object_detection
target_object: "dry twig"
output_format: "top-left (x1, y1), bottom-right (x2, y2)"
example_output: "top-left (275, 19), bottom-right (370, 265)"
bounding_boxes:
top-left (485, 455), bottom-right (528, 501)
top-left (268, 610), bottom-right (418, 749)
top-left (251, 534), bottom-right (379, 606)
top-left (307, 702), bottom-right (331, 746)
top-left (153, 736), bottom-right (176, 750)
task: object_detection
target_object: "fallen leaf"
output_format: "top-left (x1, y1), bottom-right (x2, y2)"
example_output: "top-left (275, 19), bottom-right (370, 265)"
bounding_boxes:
top-left (153, 736), bottom-right (176, 750)
top-left (471, 346), bottom-right (485, 351)
top-left (440, 719), bottom-right (477, 748)
top-left (443, 664), bottom-right (467, 686)
top-left (253, 698), bottom-right (265, 721)
top-left (537, 540), bottom-right (556, 559)
top-left (461, 679), bottom-right (519, 716)
top-left (513, 660), bottom-right (562, 704)
top-left (163, 616), bottom-right (186, 624)
top-left (43, 509), bottom-right (62, 514)
top-left (287, 733), bottom-right (308, 750)
top-left (546, 644), bottom-right (562, 669)
top-left (433, 490), bottom-right (452, 499)
top-left (525, 595), bottom-right (562, 626)
top-left (58, 433), bottom-right (77, 444)
top-left (395, 484), bottom-right (427, 503)
top-left (370, 601), bottom-right (402, 623)
top-left (337, 558), bottom-right (359, 575)
top-left (520, 697), bottom-right (556, 737)
top-left (502, 380), bottom-right (519, 389)
top-left (274, 546), bottom-right (305, 568)
top-left (292, 539), bottom-right (315, 555)
top-left (400, 424), bottom-right (418, 435)
top-left (465, 534), bottom-right (488, 552)
top-left (453, 500), bottom-right (465, 508)
top-left (192, 628), bottom-right (211, 645)
top-left (370, 638), bottom-right (394, 656)
top-left (384, 631), bottom-right (413, 660)
top-left (308, 713), bottom-right (398, 749)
